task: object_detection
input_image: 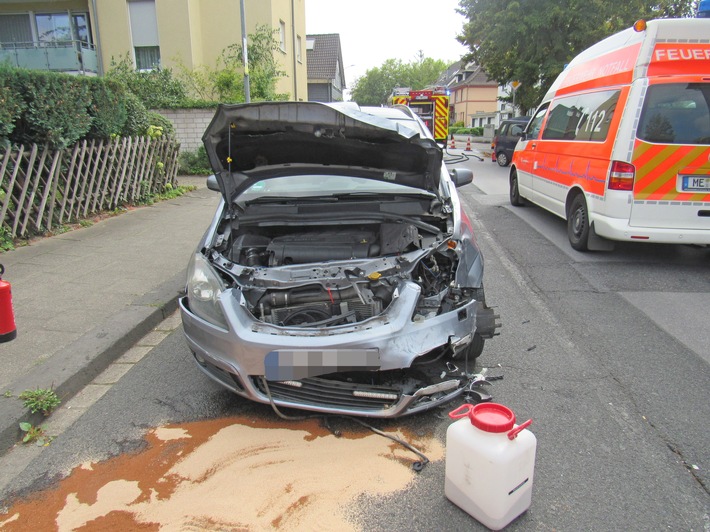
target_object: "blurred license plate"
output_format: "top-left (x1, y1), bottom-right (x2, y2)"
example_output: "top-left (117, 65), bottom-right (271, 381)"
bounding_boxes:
top-left (265, 349), bottom-right (380, 380)
top-left (682, 176), bottom-right (710, 192)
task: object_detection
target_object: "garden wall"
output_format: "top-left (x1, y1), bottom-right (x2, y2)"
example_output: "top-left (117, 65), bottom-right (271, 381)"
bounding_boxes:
top-left (156, 109), bottom-right (216, 152)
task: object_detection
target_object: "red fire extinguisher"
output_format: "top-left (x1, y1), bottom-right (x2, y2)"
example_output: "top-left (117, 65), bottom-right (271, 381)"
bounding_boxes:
top-left (0, 264), bottom-right (17, 343)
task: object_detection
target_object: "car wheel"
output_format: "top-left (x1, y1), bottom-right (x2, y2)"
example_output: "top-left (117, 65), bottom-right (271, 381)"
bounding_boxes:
top-left (567, 194), bottom-right (590, 251)
top-left (510, 169), bottom-right (524, 206)
top-left (462, 332), bottom-right (485, 360)
top-left (496, 151), bottom-right (509, 167)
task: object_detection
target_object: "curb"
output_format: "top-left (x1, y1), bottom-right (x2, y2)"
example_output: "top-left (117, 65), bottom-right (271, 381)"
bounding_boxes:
top-left (0, 270), bottom-right (186, 455)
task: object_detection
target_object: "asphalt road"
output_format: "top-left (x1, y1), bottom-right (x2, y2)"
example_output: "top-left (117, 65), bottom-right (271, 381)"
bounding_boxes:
top-left (1, 153), bottom-right (709, 530)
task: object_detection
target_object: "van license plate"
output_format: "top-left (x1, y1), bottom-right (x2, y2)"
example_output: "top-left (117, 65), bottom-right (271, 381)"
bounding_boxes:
top-left (682, 176), bottom-right (710, 192)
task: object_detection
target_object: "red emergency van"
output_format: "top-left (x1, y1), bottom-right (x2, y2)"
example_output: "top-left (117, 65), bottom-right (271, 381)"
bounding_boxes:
top-left (510, 18), bottom-right (710, 250)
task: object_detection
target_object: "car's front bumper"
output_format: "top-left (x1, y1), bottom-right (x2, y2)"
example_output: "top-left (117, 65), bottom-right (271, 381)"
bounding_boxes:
top-left (179, 281), bottom-right (494, 417)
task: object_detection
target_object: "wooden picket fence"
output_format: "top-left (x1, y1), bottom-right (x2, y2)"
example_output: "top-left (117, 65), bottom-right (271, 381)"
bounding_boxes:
top-left (0, 136), bottom-right (180, 240)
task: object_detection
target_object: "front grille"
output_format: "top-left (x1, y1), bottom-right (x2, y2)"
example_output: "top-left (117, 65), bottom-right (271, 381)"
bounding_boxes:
top-left (253, 376), bottom-right (400, 411)
top-left (270, 299), bottom-right (382, 326)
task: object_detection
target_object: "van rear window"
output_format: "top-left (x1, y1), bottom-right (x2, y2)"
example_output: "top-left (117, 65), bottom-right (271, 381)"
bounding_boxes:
top-left (637, 83), bottom-right (710, 145)
top-left (542, 90), bottom-right (620, 142)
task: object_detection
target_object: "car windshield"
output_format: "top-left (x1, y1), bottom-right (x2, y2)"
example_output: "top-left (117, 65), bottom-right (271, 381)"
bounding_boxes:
top-left (387, 117), bottom-right (427, 136)
top-left (237, 174), bottom-right (432, 203)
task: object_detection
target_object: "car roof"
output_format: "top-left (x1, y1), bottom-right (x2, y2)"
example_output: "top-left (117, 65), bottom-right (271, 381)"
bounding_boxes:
top-left (359, 105), bottom-right (431, 137)
top-left (502, 117), bottom-right (531, 124)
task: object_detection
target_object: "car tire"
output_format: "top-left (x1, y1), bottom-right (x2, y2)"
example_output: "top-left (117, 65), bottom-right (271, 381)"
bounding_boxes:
top-left (567, 194), bottom-right (590, 251)
top-left (510, 169), bottom-right (524, 206)
top-left (462, 332), bottom-right (485, 360)
top-left (496, 151), bottom-right (509, 167)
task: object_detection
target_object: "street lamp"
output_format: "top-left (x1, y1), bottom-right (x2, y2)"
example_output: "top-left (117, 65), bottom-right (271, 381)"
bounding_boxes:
top-left (240, 0), bottom-right (250, 102)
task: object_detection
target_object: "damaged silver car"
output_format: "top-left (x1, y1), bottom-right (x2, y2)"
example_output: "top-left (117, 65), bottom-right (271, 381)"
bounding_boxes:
top-left (179, 101), bottom-right (500, 417)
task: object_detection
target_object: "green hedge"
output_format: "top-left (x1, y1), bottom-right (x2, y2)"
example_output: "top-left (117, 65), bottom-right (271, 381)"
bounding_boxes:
top-left (0, 66), bottom-right (173, 149)
top-left (105, 56), bottom-right (187, 109)
top-left (86, 78), bottom-right (127, 140)
top-left (449, 127), bottom-right (484, 136)
top-left (178, 145), bottom-right (211, 175)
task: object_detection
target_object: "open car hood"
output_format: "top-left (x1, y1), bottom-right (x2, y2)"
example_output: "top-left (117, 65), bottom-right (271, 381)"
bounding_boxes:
top-left (202, 102), bottom-right (443, 203)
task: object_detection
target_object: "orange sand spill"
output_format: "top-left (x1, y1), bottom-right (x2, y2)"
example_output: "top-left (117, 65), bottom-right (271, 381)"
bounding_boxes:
top-left (1, 416), bottom-right (443, 531)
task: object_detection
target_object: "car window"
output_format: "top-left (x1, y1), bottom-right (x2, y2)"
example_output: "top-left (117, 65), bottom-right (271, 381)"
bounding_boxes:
top-left (526, 104), bottom-right (549, 140)
top-left (637, 82), bottom-right (710, 145)
top-left (510, 124), bottom-right (524, 136)
top-left (541, 90), bottom-right (620, 141)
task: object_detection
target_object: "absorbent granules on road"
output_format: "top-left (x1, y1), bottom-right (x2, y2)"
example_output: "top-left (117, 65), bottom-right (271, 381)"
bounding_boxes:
top-left (0, 415), bottom-right (443, 531)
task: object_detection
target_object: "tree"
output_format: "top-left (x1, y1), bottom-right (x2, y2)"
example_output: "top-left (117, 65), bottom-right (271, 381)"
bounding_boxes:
top-left (350, 54), bottom-right (449, 106)
top-left (175, 25), bottom-right (287, 103)
top-left (456, 0), bottom-right (698, 114)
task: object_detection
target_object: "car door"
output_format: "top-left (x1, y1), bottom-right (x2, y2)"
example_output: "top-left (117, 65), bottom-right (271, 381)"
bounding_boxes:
top-left (513, 104), bottom-right (549, 200)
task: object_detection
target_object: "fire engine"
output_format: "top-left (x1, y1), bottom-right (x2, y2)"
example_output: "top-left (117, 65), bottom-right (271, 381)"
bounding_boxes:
top-left (389, 87), bottom-right (450, 142)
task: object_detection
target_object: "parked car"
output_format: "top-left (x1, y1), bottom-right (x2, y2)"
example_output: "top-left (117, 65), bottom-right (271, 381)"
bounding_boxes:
top-left (491, 117), bottom-right (530, 167)
top-left (179, 101), bottom-right (500, 418)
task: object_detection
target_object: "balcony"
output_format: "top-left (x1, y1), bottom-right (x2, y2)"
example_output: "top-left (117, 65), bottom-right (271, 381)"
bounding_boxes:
top-left (0, 41), bottom-right (98, 75)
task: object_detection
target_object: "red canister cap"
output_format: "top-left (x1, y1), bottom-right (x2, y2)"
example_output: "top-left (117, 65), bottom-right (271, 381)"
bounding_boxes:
top-left (470, 403), bottom-right (516, 433)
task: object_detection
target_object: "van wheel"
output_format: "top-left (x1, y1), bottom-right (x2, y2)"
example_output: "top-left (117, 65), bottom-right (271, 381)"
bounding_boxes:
top-left (568, 194), bottom-right (590, 251)
top-left (496, 151), bottom-right (509, 167)
top-left (510, 170), bottom-right (524, 206)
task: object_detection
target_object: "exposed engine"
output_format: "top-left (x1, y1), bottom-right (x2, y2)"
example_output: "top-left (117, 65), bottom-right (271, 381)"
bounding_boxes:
top-left (210, 219), bottom-right (470, 328)
top-left (227, 223), bottom-right (422, 267)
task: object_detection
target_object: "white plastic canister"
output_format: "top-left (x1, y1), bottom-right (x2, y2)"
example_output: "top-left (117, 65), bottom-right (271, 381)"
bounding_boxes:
top-left (445, 403), bottom-right (536, 530)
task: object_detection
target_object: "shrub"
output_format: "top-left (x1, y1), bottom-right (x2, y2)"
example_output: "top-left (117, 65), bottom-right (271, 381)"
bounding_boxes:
top-left (8, 69), bottom-right (92, 149)
top-left (178, 146), bottom-right (211, 175)
top-left (0, 66), bottom-right (177, 146)
top-left (86, 78), bottom-right (127, 139)
top-left (121, 92), bottom-right (150, 137)
top-left (106, 54), bottom-right (187, 109)
top-left (449, 126), bottom-right (484, 136)
top-left (146, 111), bottom-right (175, 139)
top-left (0, 81), bottom-right (25, 145)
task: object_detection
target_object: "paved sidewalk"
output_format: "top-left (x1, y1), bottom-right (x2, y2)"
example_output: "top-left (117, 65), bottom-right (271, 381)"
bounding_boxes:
top-left (0, 176), bottom-right (219, 453)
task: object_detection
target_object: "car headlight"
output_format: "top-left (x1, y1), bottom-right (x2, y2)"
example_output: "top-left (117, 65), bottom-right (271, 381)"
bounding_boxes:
top-left (186, 253), bottom-right (228, 329)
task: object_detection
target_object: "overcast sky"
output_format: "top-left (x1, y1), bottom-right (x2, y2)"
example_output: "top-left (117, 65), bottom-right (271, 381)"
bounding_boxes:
top-left (305, 0), bottom-right (469, 92)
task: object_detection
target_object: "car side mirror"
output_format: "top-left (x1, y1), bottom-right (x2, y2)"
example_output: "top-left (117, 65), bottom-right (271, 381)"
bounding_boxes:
top-left (449, 168), bottom-right (473, 188)
top-left (206, 174), bottom-right (220, 192)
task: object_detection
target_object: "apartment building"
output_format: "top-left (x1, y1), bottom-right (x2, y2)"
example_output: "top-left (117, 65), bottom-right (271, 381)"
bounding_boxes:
top-left (444, 61), bottom-right (499, 128)
top-left (0, 0), bottom-right (307, 100)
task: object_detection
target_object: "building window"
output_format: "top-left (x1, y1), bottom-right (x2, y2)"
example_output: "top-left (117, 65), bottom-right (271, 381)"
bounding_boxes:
top-left (72, 14), bottom-right (92, 46)
top-left (128, 0), bottom-right (160, 70)
top-left (0, 14), bottom-right (32, 44)
top-left (279, 20), bottom-right (286, 52)
top-left (134, 46), bottom-right (161, 70)
top-left (296, 35), bottom-right (302, 62)
top-left (0, 12), bottom-right (92, 46)
top-left (36, 13), bottom-right (72, 43)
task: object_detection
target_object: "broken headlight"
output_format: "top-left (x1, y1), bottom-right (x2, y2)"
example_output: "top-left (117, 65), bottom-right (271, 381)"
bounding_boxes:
top-left (186, 253), bottom-right (228, 329)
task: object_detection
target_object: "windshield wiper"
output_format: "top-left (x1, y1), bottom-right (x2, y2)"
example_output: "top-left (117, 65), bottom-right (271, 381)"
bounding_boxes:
top-left (243, 195), bottom-right (338, 205)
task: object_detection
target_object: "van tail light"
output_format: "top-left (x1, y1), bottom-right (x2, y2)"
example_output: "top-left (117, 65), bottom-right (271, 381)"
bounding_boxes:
top-left (608, 161), bottom-right (635, 191)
